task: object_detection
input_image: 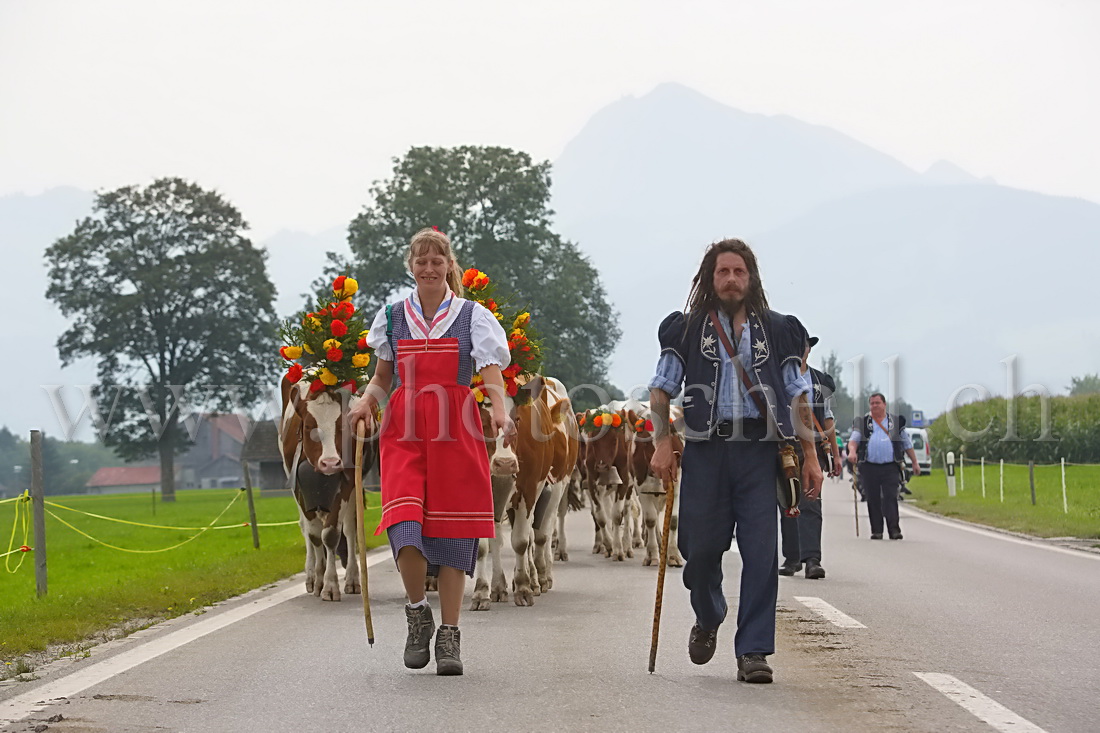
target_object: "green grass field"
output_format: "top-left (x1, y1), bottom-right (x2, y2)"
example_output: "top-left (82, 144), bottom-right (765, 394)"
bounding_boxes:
top-left (906, 461), bottom-right (1100, 539)
top-left (0, 488), bottom-right (383, 665)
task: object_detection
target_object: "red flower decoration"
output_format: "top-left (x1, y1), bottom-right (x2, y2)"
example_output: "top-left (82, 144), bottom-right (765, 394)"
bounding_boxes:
top-left (287, 364), bottom-right (303, 383)
top-left (333, 275), bottom-right (346, 292)
top-left (326, 348), bottom-right (344, 362)
top-left (505, 379), bottom-right (519, 397)
top-left (431, 225), bottom-right (440, 231)
top-left (331, 320), bottom-right (348, 337)
top-left (309, 379), bottom-right (326, 394)
top-left (644, 419), bottom-right (654, 432)
top-left (332, 301), bottom-right (354, 320)
top-left (339, 379), bottom-right (357, 393)
top-left (357, 337), bottom-right (367, 351)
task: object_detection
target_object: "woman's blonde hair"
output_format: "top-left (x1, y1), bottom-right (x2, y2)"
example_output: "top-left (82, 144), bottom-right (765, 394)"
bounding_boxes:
top-left (406, 227), bottom-right (463, 294)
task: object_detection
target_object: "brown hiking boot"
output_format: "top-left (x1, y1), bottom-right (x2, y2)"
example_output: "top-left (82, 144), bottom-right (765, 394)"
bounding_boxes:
top-left (434, 626), bottom-right (463, 676)
top-left (737, 653), bottom-right (773, 683)
top-left (403, 604), bottom-right (434, 669)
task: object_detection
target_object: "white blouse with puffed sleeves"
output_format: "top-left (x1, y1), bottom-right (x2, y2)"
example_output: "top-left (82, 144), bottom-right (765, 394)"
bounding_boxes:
top-left (365, 299), bottom-right (511, 371)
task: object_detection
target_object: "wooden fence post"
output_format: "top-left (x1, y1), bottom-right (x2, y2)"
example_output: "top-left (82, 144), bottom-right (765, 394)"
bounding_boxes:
top-left (30, 430), bottom-right (47, 598)
top-left (1028, 460), bottom-right (1036, 505)
top-left (242, 462), bottom-right (260, 549)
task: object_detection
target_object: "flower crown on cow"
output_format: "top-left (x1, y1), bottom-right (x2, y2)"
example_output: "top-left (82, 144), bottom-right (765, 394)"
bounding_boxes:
top-left (464, 267), bottom-right (544, 407)
top-left (577, 408), bottom-right (624, 435)
top-left (278, 275), bottom-right (374, 395)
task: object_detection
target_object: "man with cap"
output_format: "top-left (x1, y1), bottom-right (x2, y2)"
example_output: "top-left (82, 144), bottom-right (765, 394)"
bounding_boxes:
top-left (778, 333), bottom-right (841, 579)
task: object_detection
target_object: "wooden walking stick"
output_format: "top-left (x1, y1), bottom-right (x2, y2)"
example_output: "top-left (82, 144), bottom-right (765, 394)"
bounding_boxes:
top-left (354, 420), bottom-right (375, 646)
top-left (852, 464), bottom-right (860, 538)
top-left (648, 472), bottom-right (677, 674)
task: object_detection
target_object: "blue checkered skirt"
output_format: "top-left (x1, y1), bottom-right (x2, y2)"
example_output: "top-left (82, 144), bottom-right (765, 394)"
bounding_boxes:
top-left (387, 520), bottom-right (478, 577)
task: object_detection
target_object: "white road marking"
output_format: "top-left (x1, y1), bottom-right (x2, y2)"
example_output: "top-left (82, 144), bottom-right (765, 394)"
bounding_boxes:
top-left (914, 672), bottom-right (1048, 733)
top-left (1, 550), bottom-right (390, 726)
top-left (793, 596), bottom-right (866, 628)
top-left (899, 506), bottom-right (1100, 561)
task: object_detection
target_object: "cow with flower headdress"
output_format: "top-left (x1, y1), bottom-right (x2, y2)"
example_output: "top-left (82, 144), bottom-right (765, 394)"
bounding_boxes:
top-left (577, 405), bottom-right (635, 562)
top-left (459, 269), bottom-right (580, 609)
top-left (278, 275), bottom-right (377, 601)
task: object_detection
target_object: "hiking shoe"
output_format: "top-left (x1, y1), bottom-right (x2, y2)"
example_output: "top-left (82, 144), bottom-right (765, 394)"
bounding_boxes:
top-left (870, 533), bottom-right (883, 540)
top-left (778, 560), bottom-right (802, 576)
top-left (804, 558), bottom-right (825, 580)
top-left (890, 532), bottom-right (904, 540)
top-left (737, 653), bottom-right (773, 683)
top-left (434, 626), bottom-right (463, 676)
top-left (688, 623), bottom-right (719, 665)
top-left (403, 604), bottom-right (435, 669)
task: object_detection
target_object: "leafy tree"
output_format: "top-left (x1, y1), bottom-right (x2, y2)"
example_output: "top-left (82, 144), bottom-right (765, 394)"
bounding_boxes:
top-left (1068, 373), bottom-right (1100, 396)
top-left (45, 178), bottom-right (278, 501)
top-left (331, 146), bottom-right (622, 391)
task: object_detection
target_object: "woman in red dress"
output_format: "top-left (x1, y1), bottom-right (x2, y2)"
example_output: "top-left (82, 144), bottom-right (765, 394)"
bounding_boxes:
top-left (348, 227), bottom-right (513, 676)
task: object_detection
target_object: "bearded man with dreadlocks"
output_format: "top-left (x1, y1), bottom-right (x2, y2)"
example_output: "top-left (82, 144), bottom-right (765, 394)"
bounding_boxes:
top-left (648, 239), bottom-right (823, 684)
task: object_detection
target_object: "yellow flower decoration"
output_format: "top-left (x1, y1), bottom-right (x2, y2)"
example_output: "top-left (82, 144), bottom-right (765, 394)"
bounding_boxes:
top-left (352, 353), bottom-right (371, 368)
top-left (513, 312), bottom-right (530, 329)
top-left (303, 343), bottom-right (314, 354)
top-left (472, 388), bottom-right (485, 403)
top-left (323, 338), bottom-right (341, 351)
top-left (283, 345), bottom-right (303, 360)
top-left (308, 317), bottom-right (322, 329)
top-left (338, 277), bottom-right (359, 297)
top-left (494, 311), bottom-right (504, 321)
top-left (319, 368), bottom-right (338, 386)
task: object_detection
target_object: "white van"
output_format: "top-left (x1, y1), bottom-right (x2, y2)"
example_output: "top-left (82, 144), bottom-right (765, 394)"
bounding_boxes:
top-left (904, 427), bottom-right (933, 475)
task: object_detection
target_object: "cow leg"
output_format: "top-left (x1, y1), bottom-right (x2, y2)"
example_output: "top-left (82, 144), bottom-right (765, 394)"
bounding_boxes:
top-left (340, 499), bottom-right (361, 595)
top-left (599, 488), bottom-right (624, 561)
top-left (299, 512), bottom-right (318, 594)
top-left (489, 526), bottom-right (508, 603)
top-left (554, 481), bottom-right (570, 562)
top-left (631, 495), bottom-right (644, 549)
top-left (533, 480), bottom-right (564, 592)
top-left (639, 490), bottom-right (662, 566)
top-left (470, 538), bottom-right (492, 611)
top-left (668, 477), bottom-right (685, 567)
top-left (511, 500), bottom-right (536, 607)
top-left (320, 520), bottom-right (342, 601)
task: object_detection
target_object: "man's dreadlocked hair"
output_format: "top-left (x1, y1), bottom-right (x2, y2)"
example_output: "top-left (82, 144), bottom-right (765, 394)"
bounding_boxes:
top-left (685, 239), bottom-right (769, 315)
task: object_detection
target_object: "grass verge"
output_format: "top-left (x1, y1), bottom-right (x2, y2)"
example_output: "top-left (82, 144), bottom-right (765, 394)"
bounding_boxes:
top-left (906, 463), bottom-right (1100, 539)
top-left (0, 488), bottom-right (383, 666)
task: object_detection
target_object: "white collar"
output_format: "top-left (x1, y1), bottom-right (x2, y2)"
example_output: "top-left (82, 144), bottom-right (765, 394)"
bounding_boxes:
top-left (405, 288), bottom-right (465, 339)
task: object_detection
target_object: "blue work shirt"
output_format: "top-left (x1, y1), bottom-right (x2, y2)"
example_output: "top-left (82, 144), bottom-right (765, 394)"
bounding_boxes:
top-left (648, 310), bottom-right (811, 421)
top-left (850, 415), bottom-right (913, 463)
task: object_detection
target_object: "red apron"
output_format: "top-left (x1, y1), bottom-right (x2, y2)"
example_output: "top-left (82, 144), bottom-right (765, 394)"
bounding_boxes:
top-left (375, 338), bottom-right (495, 538)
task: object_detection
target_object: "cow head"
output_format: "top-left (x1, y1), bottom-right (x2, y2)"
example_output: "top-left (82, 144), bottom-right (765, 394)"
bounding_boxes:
top-left (291, 382), bottom-right (352, 475)
top-left (480, 376), bottom-right (550, 477)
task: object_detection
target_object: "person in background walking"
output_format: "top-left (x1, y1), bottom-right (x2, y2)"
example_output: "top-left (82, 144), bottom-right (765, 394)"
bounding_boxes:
top-left (779, 334), bottom-right (841, 579)
top-left (846, 393), bottom-right (920, 540)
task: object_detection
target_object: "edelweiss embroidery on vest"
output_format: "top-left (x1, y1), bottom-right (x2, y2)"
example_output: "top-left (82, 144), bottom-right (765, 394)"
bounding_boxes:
top-left (749, 312), bottom-right (769, 367)
top-left (700, 325), bottom-right (719, 361)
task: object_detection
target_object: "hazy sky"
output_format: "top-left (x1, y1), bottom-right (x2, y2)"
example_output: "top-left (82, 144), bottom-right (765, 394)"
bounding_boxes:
top-left (2, 0), bottom-right (1098, 239)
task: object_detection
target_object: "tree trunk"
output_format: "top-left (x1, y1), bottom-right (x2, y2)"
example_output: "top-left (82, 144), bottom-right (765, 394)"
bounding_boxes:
top-left (159, 424), bottom-right (176, 503)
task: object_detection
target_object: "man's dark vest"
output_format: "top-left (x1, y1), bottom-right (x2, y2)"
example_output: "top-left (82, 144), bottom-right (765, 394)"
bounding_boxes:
top-left (808, 367), bottom-right (835, 444)
top-left (657, 308), bottom-right (808, 441)
top-left (853, 412), bottom-right (907, 463)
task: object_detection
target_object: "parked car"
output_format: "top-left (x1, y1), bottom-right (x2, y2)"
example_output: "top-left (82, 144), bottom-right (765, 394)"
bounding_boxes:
top-left (904, 427), bottom-right (933, 477)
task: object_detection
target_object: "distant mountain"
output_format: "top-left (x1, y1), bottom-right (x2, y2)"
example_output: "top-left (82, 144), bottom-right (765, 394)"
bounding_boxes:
top-left (550, 84), bottom-right (1099, 415)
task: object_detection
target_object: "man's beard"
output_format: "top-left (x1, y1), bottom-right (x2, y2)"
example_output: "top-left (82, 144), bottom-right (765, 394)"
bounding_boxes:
top-left (718, 291), bottom-right (745, 318)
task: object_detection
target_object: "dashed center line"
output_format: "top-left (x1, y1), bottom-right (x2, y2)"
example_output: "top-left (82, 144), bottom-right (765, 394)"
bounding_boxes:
top-left (914, 672), bottom-right (1048, 733)
top-left (793, 596), bottom-right (866, 628)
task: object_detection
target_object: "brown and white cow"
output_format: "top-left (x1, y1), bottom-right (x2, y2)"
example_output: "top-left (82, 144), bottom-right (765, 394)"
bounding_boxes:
top-left (470, 376), bottom-right (576, 610)
top-left (579, 406), bottom-right (634, 562)
top-left (279, 376), bottom-right (373, 601)
top-left (625, 402), bottom-right (685, 568)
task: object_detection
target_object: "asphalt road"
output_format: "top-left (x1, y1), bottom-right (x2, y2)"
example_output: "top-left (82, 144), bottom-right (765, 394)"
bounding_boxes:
top-left (3, 476), bottom-right (1097, 733)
